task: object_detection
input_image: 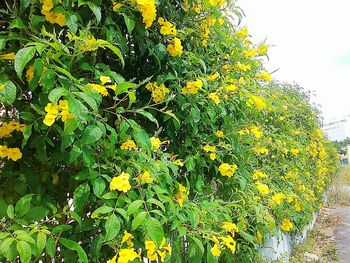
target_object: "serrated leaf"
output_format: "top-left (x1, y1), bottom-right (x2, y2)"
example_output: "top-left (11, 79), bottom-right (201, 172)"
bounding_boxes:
top-left (17, 241), bottom-right (32, 263)
top-left (127, 200), bottom-right (144, 216)
top-left (105, 214), bottom-right (120, 241)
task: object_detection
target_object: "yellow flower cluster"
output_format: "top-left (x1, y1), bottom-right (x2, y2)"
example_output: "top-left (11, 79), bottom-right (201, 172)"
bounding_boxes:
top-left (136, 171), bottom-right (153, 184)
top-left (79, 36), bottom-right (100, 52)
top-left (0, 84), bottom-right (4, 91)
top-left (252, 170), bottom-right (268, 180)
top-left (145, 82), bottom-right (170, 103)
top-left (243, 48), bottom-right (257, 58)
top-left (181, 79), bottom-right (203, 94)
top-left (215, 130), bottom-right (224, 138)
top-left (281, 219), bottom-right (293, 232)
top-left (207, 72), bottom-right (220, 81)
top-left (136, 0), bottom-right (157, 29)
top-left (238, 125), bottom-right (262, 139)
top-left (0, 145), bottom-right (22, 161)
top-left (120, 139), bottom-right (138, 151)
top-left (221, 221), bottom-right (239, 234)
top-left (208, 0), bottom-right (226, 7)
top-left (203, 145), bottom-right (216, 160)
top-left (256, 182), bottom-right (269, 195)
top-left (174, 183), bottom-right (189, 207)
top-left (257, 43), bottom-right (269, 55)
top-left (110, 172), bottom-right (131, 192)
top-left (252, 146), bottom-right (269, 155)
top-left (158, 17), bottom-right (177, 35)
top-left (255, 71), bottom-right (272, 82)
top-left (290, 148), bottom-right (300, 156)
top-left (167, 37), bottom-right (183, 57)
top-left (43, 100), bottom-right (73, 126)
top-left (208, 92), bottom-right (221, 105)
top-left (107, 231), bottom-right (140, 263)
top-left (219, 163), bottom-right (237, 177)
top-left (270, 192), bottom-right (286, 206)
top-left (246, 95), bottom-right (266, 111)
top-left (233, 62), bottom-right (251, 71)
top-left (0, 121), bottom-right (26, 138)
top-left (87, 76), bottom-right (116, 96)
top-left (210, 234), bottom-right (236, 257)
top-left (41, 0), bottom-right (65, 26)
top-left (0, 53), bottom-right (15, 60)
top-left (145, 238), bottom-right (172, 262)
top-left (236, 27), bottom-right (249, 39)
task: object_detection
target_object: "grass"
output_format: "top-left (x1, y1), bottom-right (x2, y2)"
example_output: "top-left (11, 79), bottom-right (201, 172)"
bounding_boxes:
top-left (327, 165), bottom-right (350, 207)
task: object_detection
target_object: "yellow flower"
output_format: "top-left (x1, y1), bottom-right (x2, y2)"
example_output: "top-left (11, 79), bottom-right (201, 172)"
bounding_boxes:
top-left (0, 53), bottom-right (15, 60)
top-left (113, 3), bottom-right (123, 10)
top-left (43, 11), bottom-right (66, 26)
top-left (193, 4), bottom-right (201, 14)
top-left (203, 145), bottom-right (216, 152)
top-left (202, 39), bottom-right (207, 48)
top-left (252, 147), bottom-right (269, 155)
top-left (120, 140), bottom-right (138, 150)
top-left (121, 231), bottom-right (133, 244)
top-left (209, 0), bottom-right (225, 7)
top-left (167, 37), bottom-right (183, 57)
top-left (136, 171), bottom-right (153, 184)
top-left (145, 240), bottom-right (158, 261)
top-left (224, 84), bottom-right (238, 93)
top-left (6, 147), bottom-right (23, 161)
top-left (208, 92), bottom-right (221, 105)
top-left (249, 125), bottom-right (262, 138)
top-left (294, 202), bottom-right (302, 212)
top-left (173, 159), bottom-right (184, 166)
top-left (291, 148), bottom-right (300, 156)
top-left (222, 222), bottom-right (239, 234)
top-left (252, 170), bottom-right (268, 180)
top-left (210, 244), bottom-right (221, 257)
top-left (150, 137), bottom-right (161, 150)
top-left (220, 235), bottom-right (236, 253)
top-left (246, 95), bottom-right (266, 111)
top-left (281, 219), bottom-right (293, 232)
top-left (136, 0), bottom-right (157, 29)
top-left (100, 76), bottom-right (111, 85)
top-left (145, 82), bottom-right (170, 103)
top-left (158, 17), bottom-right (177, 35)
top-left (117, 248), bottom-right (139, 263)
top-left (243, 48), bottom-right (257, 58)
top-left (58, 100), bottom-right (69, 111)
top-left (61, 110), bottom-right (73, 122)
top-left (79, 36), bottom-right (100, 52)
top-left (271, 192), bottom-right (286, 206)
top-left (107, 255), bottom-right (117, 263)
top-left (0, 84), bottom-right (4, 91)
top-left (215, 130), bottom-right (224, 138)
top-left (41, 0), bottom-right (53, 13)
top-left (26, 65), bottom-right (34, 82)
top-left (255, 71), bottom-right (272, 82)
top-left (236, 27), bottom-right (249, 39)
top-left (257, 43), bottom-right (269, 55)
top-left (181, 79), bottom-right (203, 94)
top-left (257, 230), bottom-right (263, 244)
top-left (209, 153), bottom-right (216, 160)
top-left (87, 83), bottom-right (109, 96)
top-left (219, 163), bottom-right (237, 177)
top-left (43, 114), bottom-right (57, 126)
top-left (233, 62), bottom-right (251, 71)
top-left (174, 183), bottom-right (189, 207)
top-left (110, 172), bottom-right (131, 192)
top-left (256, 182), bottom-right (269, 195)
top-left (207, 72), bottom-right (220, 81)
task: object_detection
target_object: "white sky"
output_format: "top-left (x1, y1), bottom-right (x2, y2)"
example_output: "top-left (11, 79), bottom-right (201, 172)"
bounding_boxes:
top-left (238, 0), bottom-right (350, 122)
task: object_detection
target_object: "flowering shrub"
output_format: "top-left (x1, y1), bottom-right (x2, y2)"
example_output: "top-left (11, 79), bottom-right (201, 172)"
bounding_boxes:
top-left (0, 0), bottom-right (339, 262)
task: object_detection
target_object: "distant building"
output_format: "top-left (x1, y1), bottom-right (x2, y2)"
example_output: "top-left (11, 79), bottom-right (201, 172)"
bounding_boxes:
top-left (322, 116), bottom-right (350, 142)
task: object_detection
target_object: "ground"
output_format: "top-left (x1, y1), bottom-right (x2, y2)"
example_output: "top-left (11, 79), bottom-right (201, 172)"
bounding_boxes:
top-left (290, 166), bottom-right (350, 263)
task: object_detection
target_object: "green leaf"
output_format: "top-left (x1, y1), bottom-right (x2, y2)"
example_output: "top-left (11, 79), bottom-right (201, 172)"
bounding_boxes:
top-left (17, 241), bottom-right (32, 263)
top-left (66, 14), bottom-right (78, 33)
top-left (52, 224), bottom-right (73, 234)
top-left (23, 206), bottom-right (49, 222)
top-left (133, 128), bottom-right (151, 154)
top-left (73, 92), bottom-right (98, 112)
top-left (127, 200), bottom-right (144, 216)
top-left (91, 177), bottom-right (106, 197)
top-left (48, 87), bottom-right (67, 103)
top-left (189, 236), bottom-right (204, 256)
top-left (115, 82), bottom-right (137, 96)
top-left (22, 124), bottom-right (32, 147)
top-left (9, 18), bottom-right (26, 29)
top-left (135, 110), bottom-right (159, 128)
top-left (73, 183), bottom-right (90, 212)
top-left (14, 46), bottom-right (36, 79)
top-left (146, 218), bottom-right (164, 246)
top-left (105, 214), bottom-right (121, 241)
top-left (41, 69), bottom-right (56, 93)
top-left (68, 211), bottom-right (82, 226)
top-left (0, 237), bottom-right (15, 253)
top-left (90, 235), bottom-right (104, 261)
top-left (128, 91), bottom-right (136, 106)
top-left (7, 204), bottom-right (14, 219)
top-left (14, 230), bottom-right (35, 244)
top-left (81, 125), bottom-right (103, 145)
top-left (131, 211), bottom-right (147, 230)
top-left (123, 14), bottom-right (135, 34)
top-left (46, 237), bottom-right (55, 258)
top-left (0, 75), bottom-right (17, 105)
top-left (147, 198), bottom-right (165, 212)
top-left (15, 194), bottom-right (33, 218)
top-left (91, 206), bottom-right (114, 218)
top-left (59, 238), bottom-right (88, 263)
top-left (37, 232), bottom-right (47, 254)
top-left (86, 2), bottom-right (101, 23)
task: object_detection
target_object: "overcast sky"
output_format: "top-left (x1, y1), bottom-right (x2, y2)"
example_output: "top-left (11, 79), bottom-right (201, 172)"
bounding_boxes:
top-left (238, 0), bottom-right (350, 122)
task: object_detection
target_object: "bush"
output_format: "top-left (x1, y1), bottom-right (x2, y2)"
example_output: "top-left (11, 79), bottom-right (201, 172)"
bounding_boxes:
top-left (0, 0), bottom-right (339, 262)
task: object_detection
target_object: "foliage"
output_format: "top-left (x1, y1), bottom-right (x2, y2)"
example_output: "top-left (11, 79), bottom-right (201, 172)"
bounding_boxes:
top-left (0, 0), bottom-right (339, 262)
